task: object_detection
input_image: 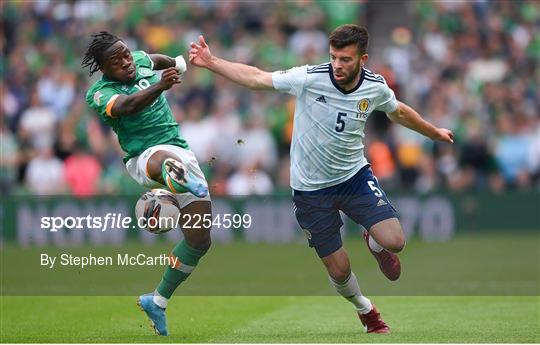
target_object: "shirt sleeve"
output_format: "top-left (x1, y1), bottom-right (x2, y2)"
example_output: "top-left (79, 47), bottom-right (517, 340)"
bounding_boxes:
top-left (86, 84), bottom-right (122, 119)
top-left (132, 50), bottom-right (154, 70)
top-left (271, 65), bottom-right (308, 97)
top-left (375, 80), bottom-right (398, 114)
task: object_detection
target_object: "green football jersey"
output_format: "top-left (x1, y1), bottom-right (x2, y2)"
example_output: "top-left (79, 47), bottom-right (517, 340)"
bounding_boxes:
top-left (86, 50), bottom-right (188, 163)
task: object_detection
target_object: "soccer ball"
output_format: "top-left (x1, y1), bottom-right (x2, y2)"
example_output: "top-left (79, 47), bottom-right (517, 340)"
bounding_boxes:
top-left (135, 189), bottom-right (181, 234)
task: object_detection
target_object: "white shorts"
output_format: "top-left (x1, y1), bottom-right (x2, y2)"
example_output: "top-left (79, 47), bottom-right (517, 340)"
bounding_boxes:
top-left (125, 144), bottom-right (211, 209)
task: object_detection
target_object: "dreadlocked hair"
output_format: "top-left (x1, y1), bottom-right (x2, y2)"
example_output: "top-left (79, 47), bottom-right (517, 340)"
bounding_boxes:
top-left (82, 31), bottom-right (121, 76)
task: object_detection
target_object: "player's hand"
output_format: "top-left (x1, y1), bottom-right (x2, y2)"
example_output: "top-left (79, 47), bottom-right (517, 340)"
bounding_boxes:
top-left (189, 35), bottom-right (213, 68)
top-left (158, 67), bottom-right (182, 90)
top-left (433, 128), bottom-right (454, 144)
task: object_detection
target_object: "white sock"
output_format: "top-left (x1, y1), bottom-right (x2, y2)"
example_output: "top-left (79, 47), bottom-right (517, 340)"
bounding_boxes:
top-left (153, 290), bottom-right (169, 309)
top-left (368, 235), bottom-right (384, 253)
top-left (329, 272), bottom-right (372, 314)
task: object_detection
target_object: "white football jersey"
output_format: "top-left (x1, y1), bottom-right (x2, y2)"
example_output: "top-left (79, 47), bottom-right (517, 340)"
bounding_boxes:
top-left (272, 63), bottom-right (398, 191)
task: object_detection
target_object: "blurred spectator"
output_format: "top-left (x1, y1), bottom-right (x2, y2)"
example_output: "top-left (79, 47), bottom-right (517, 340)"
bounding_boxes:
top-left (1, 0), bottom-right (538, 195)
top-left (494, 115), bottom-right (532, 188)
top-left (415, 152), bottom-right (438, 193)
top-left (25, 146), bottom-right (65, 195)
top-left (288, 23), bottom-right (327, 62)
top-left (18, 90), bottom-right (55, 149)
top-left (36, 67), bottom-right (76, 121)
top-left (275, 155), bottom-right (291, 194)
top-left (206, 90), bottom-right (243, 164)
top-left (227, 163), bottom-right (274, 195)
top-left (0, 82), bottom-right (22, 130)
top-left (423, 21), bottom-right (449, 63)
top-left (64, 144), bottom-right (102, 196)
top-left (454, 119), bottom-right (498, 190)
top-left (0, 119), bottom-right (18, 194)
top-left (179, 96), bottom-right (216, 162)
top-left (367, 140), bottom-right (397, 183)
top-left (528, 121), bottom-right (540, 181)
top-left (235, 115), bottom-right (278, 173)
top-left (14, 123), bottom-right (35, 186)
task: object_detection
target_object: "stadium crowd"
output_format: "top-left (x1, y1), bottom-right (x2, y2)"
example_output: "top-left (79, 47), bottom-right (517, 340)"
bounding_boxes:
top-left (1, 0), bottom-right (538, 196)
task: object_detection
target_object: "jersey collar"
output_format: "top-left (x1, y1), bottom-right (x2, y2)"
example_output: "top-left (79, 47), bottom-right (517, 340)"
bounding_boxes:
top-left (328, 65), bottom-right (365, 95)
top-left (101, 74), bottom-right (135, 85)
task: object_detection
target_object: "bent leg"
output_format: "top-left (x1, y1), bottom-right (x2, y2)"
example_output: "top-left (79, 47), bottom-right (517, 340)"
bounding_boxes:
top-left (146, 149), bottom-right (175, 185)
top-left (362, 218), bottom-right (403, 281)
top-left (369, 217), bottom-right (406, 253)
top-left (146, 149), bottom-right (208, 197)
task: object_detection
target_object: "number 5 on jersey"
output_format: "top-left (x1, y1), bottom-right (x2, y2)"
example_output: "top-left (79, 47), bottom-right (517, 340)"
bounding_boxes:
top-left (336, 112), bottom-right (347, 132)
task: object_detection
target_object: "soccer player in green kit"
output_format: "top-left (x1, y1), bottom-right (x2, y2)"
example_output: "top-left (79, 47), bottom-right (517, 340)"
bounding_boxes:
top-left (83, 32), bottom-right (211, 336)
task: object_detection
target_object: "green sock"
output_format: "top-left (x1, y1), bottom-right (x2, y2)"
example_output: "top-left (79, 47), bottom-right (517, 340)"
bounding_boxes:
top-left (156, 240), bottom-right (208, 299)
top-left (161, 160), bottom-right (188, 193)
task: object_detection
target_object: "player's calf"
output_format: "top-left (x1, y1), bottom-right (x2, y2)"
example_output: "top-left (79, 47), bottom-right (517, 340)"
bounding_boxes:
top-left (154, 239), bottom-right (209, 309)
top-left (320, 238), bottom-right (393, 333)
top-left (325, 262), bottom-right (390, 334)
top-left (322, 250), bottom-right (351, 283)
top-left (328, 271), bottom-right (373, 314)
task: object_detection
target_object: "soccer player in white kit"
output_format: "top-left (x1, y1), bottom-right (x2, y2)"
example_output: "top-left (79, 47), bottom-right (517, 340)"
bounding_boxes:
top-left (189, 25), bottom-right (454, 333)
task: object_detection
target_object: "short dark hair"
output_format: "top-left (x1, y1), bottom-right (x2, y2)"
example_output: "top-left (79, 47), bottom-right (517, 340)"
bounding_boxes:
top-left (81, 31), bottom-right (122, 76)
top-left (329, 24), bottom-right (369, 55)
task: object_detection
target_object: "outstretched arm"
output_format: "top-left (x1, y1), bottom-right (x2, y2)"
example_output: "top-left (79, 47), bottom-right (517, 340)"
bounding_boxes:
top-left (149, 54), bottom-right (175, 70)
top-left (388, 101), bottom-right (454, 143)
top-left (150, 54), bottom-right (187, 73)
top-left (111, 67), bottom-right (181, 117)
top-left (189, 35), bottom-right (274, 90)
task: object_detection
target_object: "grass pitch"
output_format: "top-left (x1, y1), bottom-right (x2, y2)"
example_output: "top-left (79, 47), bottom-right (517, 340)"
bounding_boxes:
top-left (1, 233), bottom-right (539, 343)
top-left (1, 296), bottom-right (538, 343)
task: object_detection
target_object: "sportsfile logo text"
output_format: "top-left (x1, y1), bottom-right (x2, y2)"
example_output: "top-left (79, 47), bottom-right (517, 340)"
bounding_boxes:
top-left (40, 213), bottom-right (252, 232)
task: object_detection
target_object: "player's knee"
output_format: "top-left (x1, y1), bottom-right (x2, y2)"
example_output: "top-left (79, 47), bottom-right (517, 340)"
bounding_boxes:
top-left (187, 236), bottom-right (211, 252)
top-left (199, 238), bottom-right (212, 252)
top-left (146, 160), bottom-right (161, 180)
top-left (147, 151), bottom-right (176, 181)
top-left (386, 234), bottom-right (406, 253)
top-left (328, 264), bottom-right (351, 283)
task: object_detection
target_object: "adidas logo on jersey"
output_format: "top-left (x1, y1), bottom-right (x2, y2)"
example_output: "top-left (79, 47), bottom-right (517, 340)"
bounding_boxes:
top-left (377, 199), bottom-right (388, 207)
top-left (315, 95), bottom-right (327, 103)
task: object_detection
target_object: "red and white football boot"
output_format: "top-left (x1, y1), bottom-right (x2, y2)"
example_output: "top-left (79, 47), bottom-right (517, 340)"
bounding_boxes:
top-left (358, 305), bottom-right (390, 334)
top-left (363, 230), bottom-right (401, 281)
